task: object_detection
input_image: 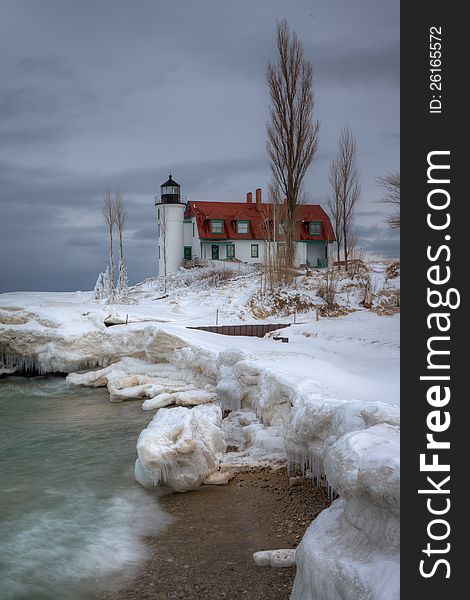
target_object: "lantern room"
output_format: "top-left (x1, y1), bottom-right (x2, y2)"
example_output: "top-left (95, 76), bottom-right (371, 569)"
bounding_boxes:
top-left (160, 174), bottom-right (181, 204)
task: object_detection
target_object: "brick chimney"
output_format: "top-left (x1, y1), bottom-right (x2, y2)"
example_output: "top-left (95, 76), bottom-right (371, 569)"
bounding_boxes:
top-left (246, 191), bottom-right (253, 204)
top-left (255, 188), bottom-right (262, 210)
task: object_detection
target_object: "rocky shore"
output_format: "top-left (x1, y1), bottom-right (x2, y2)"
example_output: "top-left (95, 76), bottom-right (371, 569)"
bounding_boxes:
top-left (96, 467), bottom-right (331, 600)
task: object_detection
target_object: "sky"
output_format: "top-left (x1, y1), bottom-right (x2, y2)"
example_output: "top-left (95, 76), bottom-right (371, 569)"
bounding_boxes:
top-left (0, 0), bottom-right (399, 293)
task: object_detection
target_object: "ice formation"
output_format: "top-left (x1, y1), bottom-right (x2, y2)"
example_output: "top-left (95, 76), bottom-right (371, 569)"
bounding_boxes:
top-left (285, 394), bottom-right (400, 484)
top-left (0, 280), bottom-right (400, 600)
top-left (253, 549), bottom-right (296, 568)
top-left (203, 470), bottom-right (234, 485)
top-left (291, 424), bottom-right (400, 600)
top-left (67, 357), bottom-right (216, 407)
top-left (215, 349), bottom-right (254, 411)
top-left (134, 404), bottom-right (225, 492)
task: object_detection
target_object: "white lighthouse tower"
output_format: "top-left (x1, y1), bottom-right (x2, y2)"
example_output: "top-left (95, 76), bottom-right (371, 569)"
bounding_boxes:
top-left (156, 174), bottom-right (186, 276)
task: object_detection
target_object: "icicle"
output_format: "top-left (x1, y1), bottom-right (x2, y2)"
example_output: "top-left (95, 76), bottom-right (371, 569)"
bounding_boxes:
top-left (287, 449), bottom-right (333, 490)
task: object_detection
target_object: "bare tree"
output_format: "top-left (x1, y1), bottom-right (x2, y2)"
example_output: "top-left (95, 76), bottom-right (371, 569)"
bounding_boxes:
top-left (326, 194), bottom-right (343, 267)
top-left (378, 171), bottom-right (400, 229)
top-left (329, 127), bottom-right (360, 271)
top-left (261, 182), bottom-right (290, 289)
top-left (266, 19), bottom-right (319, 272)
top-left (102, 190), bottom-right (116, 296)
top-left (114, 193), bottom-right (127, 263)
top-left (114, 193), bottom-right (128, 297)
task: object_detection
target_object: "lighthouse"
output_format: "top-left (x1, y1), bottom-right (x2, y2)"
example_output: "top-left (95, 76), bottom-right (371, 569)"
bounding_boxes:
top-left (156, 174), bottom-right (186, 275)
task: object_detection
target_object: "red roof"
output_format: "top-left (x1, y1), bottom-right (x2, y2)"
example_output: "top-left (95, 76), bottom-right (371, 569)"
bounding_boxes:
top-left (184, 201), bottom-right (336, 242)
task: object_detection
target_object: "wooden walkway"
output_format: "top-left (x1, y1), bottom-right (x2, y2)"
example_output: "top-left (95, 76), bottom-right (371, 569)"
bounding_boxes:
top-left (187, 323), bottom-right (290, 338)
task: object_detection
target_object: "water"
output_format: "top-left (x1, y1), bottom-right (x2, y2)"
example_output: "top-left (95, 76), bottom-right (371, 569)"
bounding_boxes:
top-left (0, 376), bottom-right (168, 600)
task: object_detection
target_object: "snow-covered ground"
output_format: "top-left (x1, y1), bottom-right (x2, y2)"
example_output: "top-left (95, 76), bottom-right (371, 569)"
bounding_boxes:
top-left (0, 261), bottom-right (400, 599)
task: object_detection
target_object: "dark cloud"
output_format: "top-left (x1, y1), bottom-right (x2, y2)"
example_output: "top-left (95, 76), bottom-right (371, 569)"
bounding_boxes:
top-left (309, 40), bottom-right (400, 86)
top-left (131, 226), bottom-right (157, 242)
top-left (356, 210), bottom-right (385, 218)
top-left (0, 0), bottom-right (399, 292)
top-left (18, 57), bottom-right (77, 80)
top-left (66, 236), bottom-right (102, 248)
top-left (354, 224), bottom-right (400, 259)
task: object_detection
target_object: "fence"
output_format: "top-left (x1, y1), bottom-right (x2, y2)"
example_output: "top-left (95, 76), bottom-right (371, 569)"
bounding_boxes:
top-left (187, 323), bottom-right (290, 338)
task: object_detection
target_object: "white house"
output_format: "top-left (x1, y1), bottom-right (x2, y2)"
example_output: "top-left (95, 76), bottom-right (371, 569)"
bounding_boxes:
top-left (156, 176), bottom-right (336, 275)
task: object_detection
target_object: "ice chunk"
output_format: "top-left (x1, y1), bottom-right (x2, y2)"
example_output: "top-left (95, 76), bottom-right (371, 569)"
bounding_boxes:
top-left (324, 423), bottom-right (400, 513)
top-left (253, 549), bottom-right (296, 568)
top-left (292, 498), bottom-right (399, 600)
top-left (203, 470), bottom-right (234, 485)
top-left (135, 404), bottom-right (226, 492)
top-left (142, 389), bottom-right (217, 411)
top-left (291, 424), bottom-right (400, 600)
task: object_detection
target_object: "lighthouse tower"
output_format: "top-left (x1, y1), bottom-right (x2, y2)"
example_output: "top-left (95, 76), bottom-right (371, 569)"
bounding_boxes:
top-left (156, 174), bottom-right (186, 276)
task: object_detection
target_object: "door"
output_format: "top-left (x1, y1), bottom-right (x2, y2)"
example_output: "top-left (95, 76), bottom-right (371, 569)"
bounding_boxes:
top-left (184, 246), bottom-right (192, 260)
top-left (211, 244), bottom-right (219, 260)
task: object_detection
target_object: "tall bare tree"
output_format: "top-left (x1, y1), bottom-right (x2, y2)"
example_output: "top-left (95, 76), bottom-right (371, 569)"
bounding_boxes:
top-left (378, 171), bottom-right (400, 229)
top-left (266, 19), bottom-right (319, 273)
top-left (261, 182), bottom-right (290, 289)
top-left (329, 127), bottom-right (360, 271)
top-left (114, 193), bottom-right (127, 263)
top-left (114, 192), bottom-right (128, 296)
top-left (326, 194), bottom-right (343, 267)
top-left (102, 190), bottom-right (116, 295)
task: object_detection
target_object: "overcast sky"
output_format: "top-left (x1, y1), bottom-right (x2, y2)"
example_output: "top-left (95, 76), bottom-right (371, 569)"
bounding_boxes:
top-left (0, 0), bottom-right (399, 293)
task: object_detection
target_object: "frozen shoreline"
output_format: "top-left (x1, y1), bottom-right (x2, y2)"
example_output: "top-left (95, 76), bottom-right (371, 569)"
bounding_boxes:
top-left (0, 272), bottom-right (400, 599)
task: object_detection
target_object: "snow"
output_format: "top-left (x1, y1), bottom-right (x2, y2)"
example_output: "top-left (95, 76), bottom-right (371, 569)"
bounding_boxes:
top-left (135, 404), bottom-right (225, 492)
top-left (0, 261), bottom-right (400, 598)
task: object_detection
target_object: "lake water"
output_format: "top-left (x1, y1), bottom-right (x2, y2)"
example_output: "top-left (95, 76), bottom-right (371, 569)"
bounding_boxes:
top-left (0, 376), bottom-right (168, 600)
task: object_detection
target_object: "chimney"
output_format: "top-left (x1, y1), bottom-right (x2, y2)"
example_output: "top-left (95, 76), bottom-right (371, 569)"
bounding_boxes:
top-left (255, 188), bottom-right (262, 209)
top-left (246, 191), bottom-right (253, 204)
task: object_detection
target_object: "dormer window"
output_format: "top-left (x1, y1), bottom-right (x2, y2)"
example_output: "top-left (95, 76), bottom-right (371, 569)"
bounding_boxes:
top-left (210, 219), bottom-right (224, 234)
top-left (236, 220), bottom-right (249, 234)
top-left (309, 222), bottom-right (322, 236)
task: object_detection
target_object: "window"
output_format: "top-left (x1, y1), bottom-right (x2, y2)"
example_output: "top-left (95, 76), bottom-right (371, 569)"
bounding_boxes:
top-left (184, 246), bottom-right (192, 260)
top-left (237, 221), bottom-right (249, 234)
top-left (278, 222), bottom-right (286, 235)
top-left (210, 220), bottom-right (224, 234)
top-left (192, 222), bottom-right (195, 237)
top-left (158, 246), bottom-right (161, 259)
top-left (157, 209), bottom-right (160, 219)
top-left (226, 244), bottom-right (235, 259)
top-left (277, 242), bottom-right (285, 256)
top-left (251, 244), bottom-right (259, 258)
top-left (162, 185), bottom-right (178, 196)
top-left (309, 222), bottom-right (322, 236)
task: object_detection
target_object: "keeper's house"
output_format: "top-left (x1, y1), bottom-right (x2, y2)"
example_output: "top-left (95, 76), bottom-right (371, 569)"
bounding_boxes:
top-left (156, 175), bottom-right (336, 275)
